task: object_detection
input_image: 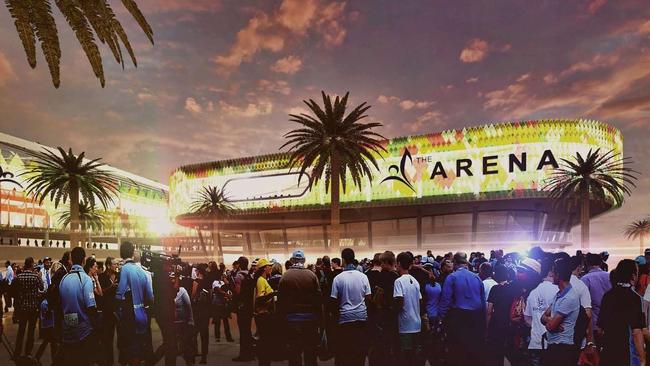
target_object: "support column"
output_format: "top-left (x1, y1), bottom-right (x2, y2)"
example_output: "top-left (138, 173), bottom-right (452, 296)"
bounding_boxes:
top-left (367, 216), bottom-right (373, 249)
top-left (471, 207), bottom-right (479, 248)
top-left (417, 211), bottom-right (423, 250)
top-left (322, 224), bottom-right (329, 252)
top-left (245, 231), bottom-right (253, 256)
top-left (282, 218), bottom-right (289, 254)
top-left (532, 205), bottom-right (542, 241)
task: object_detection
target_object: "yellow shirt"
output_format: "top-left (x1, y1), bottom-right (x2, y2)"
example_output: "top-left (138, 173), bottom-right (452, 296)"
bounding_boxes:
top-left (255, 276), bottom-right (274, 314)
top-left (256, 276), bottom-right (273, 298)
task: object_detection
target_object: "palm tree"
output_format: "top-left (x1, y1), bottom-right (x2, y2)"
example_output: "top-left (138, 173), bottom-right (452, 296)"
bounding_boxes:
top-left (5, 0), bottom-right (153, 88)
top-left (58, 201), bottom-right (107, 245)
top-left (21, 147), bottom-right (120, 247)
top-left (544, 149), bottom-right (638, 250)
top-left (189, 186), bottom-right (236, 262)
top-left (625, 219), bottom-right (650, 255)
top-left (281, 91), bottom-right (386, 248)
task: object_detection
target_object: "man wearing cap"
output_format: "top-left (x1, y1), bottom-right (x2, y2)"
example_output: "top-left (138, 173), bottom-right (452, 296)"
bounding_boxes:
top-left (279, 250), bottom-right (321, 366)
top-left (439, 252), bottom-right (486, 366)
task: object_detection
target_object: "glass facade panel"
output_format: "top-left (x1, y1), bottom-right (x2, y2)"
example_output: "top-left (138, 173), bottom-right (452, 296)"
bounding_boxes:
top-left (372, 218), bottom-right (416, 248)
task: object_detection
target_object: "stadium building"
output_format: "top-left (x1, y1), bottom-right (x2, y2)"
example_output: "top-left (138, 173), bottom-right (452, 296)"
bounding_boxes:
top-left (0, 132), bottom-right (172, 261)
top-left (168, 119), bottom-right (624, 263)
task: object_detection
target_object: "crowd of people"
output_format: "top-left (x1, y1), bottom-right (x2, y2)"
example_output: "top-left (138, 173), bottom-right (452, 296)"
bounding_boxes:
top-left (1, 243), bottom-right (649, 366)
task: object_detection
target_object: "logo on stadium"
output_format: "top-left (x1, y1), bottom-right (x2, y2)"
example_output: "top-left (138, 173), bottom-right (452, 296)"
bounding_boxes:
top-left (0, 167), bottom-right (22, 188)
top-left (381, 149), bottom-right (416, 193)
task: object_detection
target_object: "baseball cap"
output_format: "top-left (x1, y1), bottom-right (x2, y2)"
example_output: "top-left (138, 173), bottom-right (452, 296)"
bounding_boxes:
top-left (520, 258), bottom-right (541, 276)
top-left (291, 249), bottom-right (305, 260)
top-left (257, 258), bottom-right (271, 268)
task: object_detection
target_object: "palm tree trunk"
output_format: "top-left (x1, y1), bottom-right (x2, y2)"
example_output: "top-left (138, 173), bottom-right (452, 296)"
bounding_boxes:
top-left (641, 236), bottom-right (645, 256)
top-left (69, 180), bottom-right (80, 247)
top-left (212, 221), bottom-right (223, 263)
top-left (580, 186), bottom-right (590, 250)
top-left (330, 151), bottom-right (341, 249)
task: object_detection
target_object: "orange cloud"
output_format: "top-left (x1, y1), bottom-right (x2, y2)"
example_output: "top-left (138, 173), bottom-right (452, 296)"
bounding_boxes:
top-left (459, 39), bottom-right (489, 63)
top-left (271, 55), bottom-right (303, 74)
top-left (0, 52), bottom-right (17, 87)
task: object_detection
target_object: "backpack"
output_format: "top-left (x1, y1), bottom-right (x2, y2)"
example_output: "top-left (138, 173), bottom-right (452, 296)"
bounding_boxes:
top-left (235, 271), bottom-right (255, 312)
top-left (573, 305), bottom-right (589, 347)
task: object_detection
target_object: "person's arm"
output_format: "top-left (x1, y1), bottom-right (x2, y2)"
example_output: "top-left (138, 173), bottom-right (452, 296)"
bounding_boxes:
top-left (94, 276), bottom-right (103, 297)
top-left (438, 275), bottom-right (454, 318)
top-left (524, 296), bottom-right (533, 327)
top-left (585, 308), bottom-right (594, 343)
top-left (543, 312), bottom-right (565, 332)
top-left (181, 289), bottom-right (194, 326)
top-left (394, 278), bottom-right (404, 314)
top-left (486, 302), bottom-right (495, 325)
top-left (633, 328), bottom-right (645, 365)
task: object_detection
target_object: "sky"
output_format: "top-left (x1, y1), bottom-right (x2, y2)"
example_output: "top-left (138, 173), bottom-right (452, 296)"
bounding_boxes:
top-left (1, 0), bottom-right (649, 254)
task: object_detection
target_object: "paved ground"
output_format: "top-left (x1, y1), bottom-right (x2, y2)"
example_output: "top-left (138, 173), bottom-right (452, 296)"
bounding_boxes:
top-left (0, 310), bottom-right (342, 366)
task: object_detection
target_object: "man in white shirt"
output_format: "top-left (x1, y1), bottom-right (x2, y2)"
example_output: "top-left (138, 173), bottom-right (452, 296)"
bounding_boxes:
top-left (394, 252), bottom-right (422, 366)
top-left (524, 258), bottom-right (559, 366)
top-left (330, 248), bottom-right (371, 366)
top-left (479, 262), bottom-right (497, 303)
top-left (40, 257), bottom-right (52, 292)
top-left (570, 256), bottom-right (594, 346)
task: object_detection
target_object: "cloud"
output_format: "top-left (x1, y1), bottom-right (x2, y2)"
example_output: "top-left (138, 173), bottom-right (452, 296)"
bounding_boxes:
top-left (219, 100), bottom-right (273, 117)
top-left (378, 95), bottom-right (434, 110)
top-left (0, 52), bottom-right (17, 87)
top-left (271, 55), bottom-right (303, 74)
top-left (185, 97), bottom-right (203, 114)
top-left (257, 79), bottom-right (291, 95)
top-left (459, 39), bottom-right (489, 63)
top-left (408, 111), bottom-right (443, 132)
top-left (483, 73), bottom-right (532, 109)
top-left (286, 106), bottom-right (310, 115)
top-left (277, 0), bottom-right (318, 34)
top-left (587, 0), bottom-right (608, 14)
top-left (213, 0), bottom-right (351, 73)
top-left (466, 77), bottom-right (479, 83)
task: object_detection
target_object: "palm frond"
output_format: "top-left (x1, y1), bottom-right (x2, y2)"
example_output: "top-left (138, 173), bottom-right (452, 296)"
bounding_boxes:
top-left (624, 219), bottom-right (650, 241)
top-left (281, 91), bottom-right (386, 192)
top-left (189, 186), bottom-right (237, 218)
top-left (58, 201), bottom-right (107, 231)
top-left (4, 0), bottom-right (153, 88)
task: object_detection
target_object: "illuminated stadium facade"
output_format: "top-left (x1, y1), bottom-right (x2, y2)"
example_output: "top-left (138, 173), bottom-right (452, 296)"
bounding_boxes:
top-left (0, 132), bottom-right (171, 254)
top-left (169, 119), bottom-right (624, 262)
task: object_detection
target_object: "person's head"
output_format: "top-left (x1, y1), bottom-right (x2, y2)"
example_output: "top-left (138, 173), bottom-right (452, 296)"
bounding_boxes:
top-left (120, 241), bottom-right (135, 260)
top-left (380, 251), bottom-right (396, 271)
top-left (614, 259), bottom-right (639, 285)
top-left (219, 263), bottom-right (226, 272)
top-left (97, 261), bottom-right (104, 273)
top-left (441, 259), bottom-right (453, 274)
top-left (552, 258), bottom-right (572, 285)
top-left (238, 256), bottom-right (249, 271)
top-left (24, 257), bottom-right (34, 270)
top-left (105, 257), bottom-right (117, 273)
top-left (396, 252), bottom-right (413, 272)
top-left (494, 264), bottom-right (509, 283)
top-left (341, 248), bottom-right (355, 267)
top-left (585, 253), bottom-right (602, 268)
top-left (290, 249), bottom-right (306, 266)
top-left (61, 251), bottom-right (71, 269)
top-left (71, 247), bottom-right (86, 266)
top-left (285, 260), bottom-right (292, 271)
top-left (271, 262), bottom-right (283, 276)
top-left (332, 258), bottom-right (341, 269)
top-left (540, 256), bottom-right (554, 280)
top-left (372, 253), bottom-right (382, 268)
top-left (479, 262), bottom-right (493, 280)
top-left (43, 257), bottom-right (52, 270)
top-left (84, 257), bottom-right (98, 275)
top-left (4, 260), bottom-right (10, 268)
top-left (453, 252), bottom-right (469, 268)
top-left (232, 260), bottom-right (240, 270)
top-left (645, 248), bottom-right (650, 261)
top-left (570, 255), bottom-right (582, 275)
top-left (322, 256), bottom-right (331, 268)
top-left (426, 250), bottom-right (433, 257)
top-left (316, 257), bottom-right (323, 267)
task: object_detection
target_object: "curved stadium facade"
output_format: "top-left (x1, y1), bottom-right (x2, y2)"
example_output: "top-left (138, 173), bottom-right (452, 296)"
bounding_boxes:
top-left (167, 119), bottom-right (624, 262)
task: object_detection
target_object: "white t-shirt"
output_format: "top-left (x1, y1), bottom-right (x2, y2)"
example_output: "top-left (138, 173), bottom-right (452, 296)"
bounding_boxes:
top-left (570, 275), bottom-right (592, 309)
top-left (212, 280), bottom-right (225, 289)
top-left (483, 278), bottom-right (497, 303)
top-left (524, 280), bottom-right (559, 349)
top-left (331, 269), bottom-right (372, 324)
top-left (394, 274), bottom-right (422, 334)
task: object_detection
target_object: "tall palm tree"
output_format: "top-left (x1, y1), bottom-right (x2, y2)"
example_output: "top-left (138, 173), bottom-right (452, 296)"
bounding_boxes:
top-left (281, 91), bottom-right (386, 248)
top-left (21, 147), bottom-right (120, 247)
top-left (4, 0), bottom-right (153, 88)
top-left (189, 186), bottom-right (236, 262)
top-left (544, 149), bottom-right (638, 250)
top-left (625, 219), bottom-right (650, 255)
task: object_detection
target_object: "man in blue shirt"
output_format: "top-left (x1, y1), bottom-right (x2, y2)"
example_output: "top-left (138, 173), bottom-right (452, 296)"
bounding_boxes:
top-left (59, 247), bottom-right (97, 365)
top-left (439, 252), bottom-right (486, 366)
top-left (116, 241), bottom-right (154, 366)
top-left (541, 258), bottom-right (581, 366)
